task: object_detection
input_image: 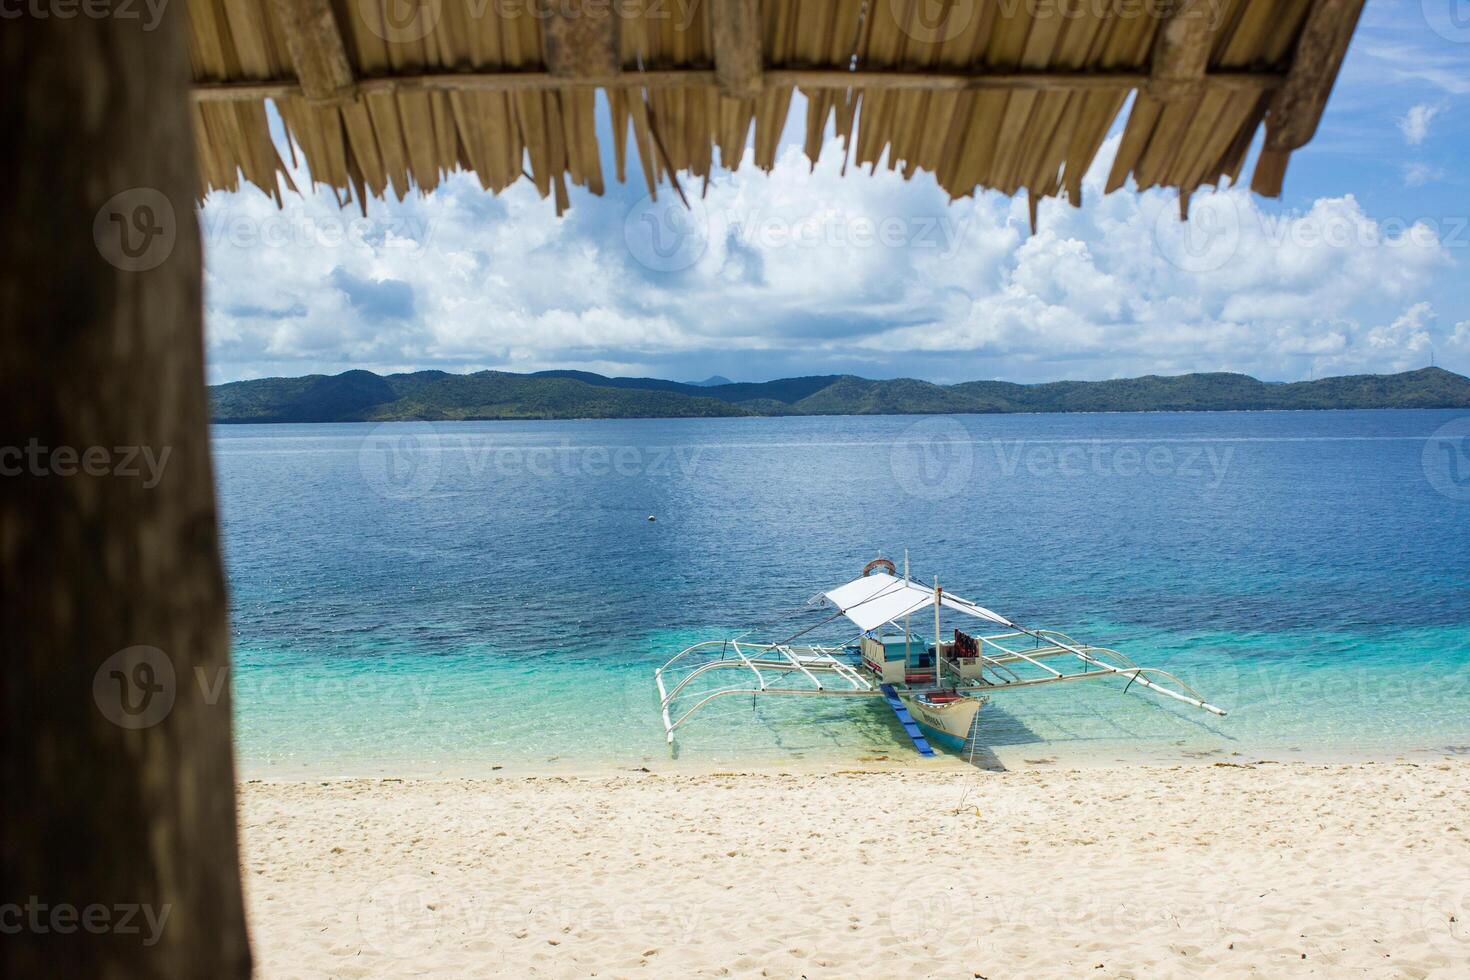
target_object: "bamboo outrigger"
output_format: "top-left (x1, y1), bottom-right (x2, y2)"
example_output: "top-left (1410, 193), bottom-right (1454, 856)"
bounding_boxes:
top-left (655, 554), bottom-right (1225, 756)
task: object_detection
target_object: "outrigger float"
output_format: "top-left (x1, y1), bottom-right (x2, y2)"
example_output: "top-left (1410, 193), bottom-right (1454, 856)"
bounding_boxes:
top-left (654, 556), bottom-right (1226, 756)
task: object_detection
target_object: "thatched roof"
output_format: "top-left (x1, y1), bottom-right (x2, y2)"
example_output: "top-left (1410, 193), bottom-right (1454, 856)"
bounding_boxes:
top-left (187, 0), bottom-right (1365, 217)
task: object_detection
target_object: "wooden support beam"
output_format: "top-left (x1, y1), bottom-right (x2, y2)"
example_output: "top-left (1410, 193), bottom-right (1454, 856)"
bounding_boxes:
top-left (1263, 0), bottom-right (1366, 151)
top-left (541, 0), bottom-right (621, 79)
top-left (3, 7), bottom-right (251, 979)
top-left (1252, 0), bottom-right (1365, 196)
top-left (1147, 0), bottom-right (1214, 101)
top-left (712, 0), bottom-right (763, 99)
top-left (269, 0), bottom-right (356, 105)
top-left (781, 68), bottom-right (1277, 94)
top-left (191, 67), bottom-right (1285, 103)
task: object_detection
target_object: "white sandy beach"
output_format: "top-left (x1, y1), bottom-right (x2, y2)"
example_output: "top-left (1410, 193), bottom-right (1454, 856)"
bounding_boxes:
top-left (241, 760), bottom-right (1470, 978)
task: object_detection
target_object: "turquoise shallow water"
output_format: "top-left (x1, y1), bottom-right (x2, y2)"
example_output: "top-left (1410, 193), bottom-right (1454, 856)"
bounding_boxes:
top-left (215, 410), bottom-right (1470, 775)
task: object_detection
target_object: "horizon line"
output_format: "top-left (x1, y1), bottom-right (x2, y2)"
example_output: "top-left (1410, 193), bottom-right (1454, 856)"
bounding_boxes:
top-left (208, 364), bottom-right (1462, 388)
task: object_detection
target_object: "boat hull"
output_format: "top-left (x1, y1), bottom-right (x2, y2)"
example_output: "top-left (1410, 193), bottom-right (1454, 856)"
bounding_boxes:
top-left (898, 693), bottom-right (984, 751)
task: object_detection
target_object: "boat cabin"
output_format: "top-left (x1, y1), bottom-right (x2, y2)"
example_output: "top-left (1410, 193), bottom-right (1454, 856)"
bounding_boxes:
top-left (860, 629), bottom-right (987, 686)
top-left (859, 632), bottom-right (929, 685)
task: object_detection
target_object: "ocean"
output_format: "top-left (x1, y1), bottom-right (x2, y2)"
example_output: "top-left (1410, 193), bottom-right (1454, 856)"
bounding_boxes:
top-left (215, 409), bottom-right (1470, 776)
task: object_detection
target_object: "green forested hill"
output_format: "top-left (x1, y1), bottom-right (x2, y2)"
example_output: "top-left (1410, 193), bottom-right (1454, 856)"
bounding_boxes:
top-left (210, 366), bottom-right (1470, 422)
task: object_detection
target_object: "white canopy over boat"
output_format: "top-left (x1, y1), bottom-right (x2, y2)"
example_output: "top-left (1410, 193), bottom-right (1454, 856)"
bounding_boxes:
top-left (820, 571), bottom-right (1011, 633)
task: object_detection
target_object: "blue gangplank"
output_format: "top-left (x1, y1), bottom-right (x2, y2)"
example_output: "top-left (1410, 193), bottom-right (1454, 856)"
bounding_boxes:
top-left (878, 683), bottom-right (935, 756)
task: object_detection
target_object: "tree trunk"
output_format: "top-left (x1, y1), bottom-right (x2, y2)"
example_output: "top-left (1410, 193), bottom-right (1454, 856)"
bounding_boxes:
top-left (0, 9), bottom-right (251, 979)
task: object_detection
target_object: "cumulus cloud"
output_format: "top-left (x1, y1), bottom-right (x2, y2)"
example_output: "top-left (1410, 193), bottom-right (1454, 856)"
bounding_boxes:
top-left (1365, 302), bottom-right (1434, 355)
top-left (1398, 102), bottom-right (1443, 145)
top-left (199, 121), bottom-right (1460, 385)
top-left (1439, 320), bottom-right (1470, 363)
top-left (328, 268), bottom-right (415, 322)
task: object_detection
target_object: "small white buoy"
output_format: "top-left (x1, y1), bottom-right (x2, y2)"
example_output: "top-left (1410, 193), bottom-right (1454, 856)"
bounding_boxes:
top-left (647, 515), bottom-right (657, 522)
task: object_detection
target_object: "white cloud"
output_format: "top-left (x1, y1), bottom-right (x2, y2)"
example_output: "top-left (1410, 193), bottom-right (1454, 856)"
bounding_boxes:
top-left (1449, 320), bottom-right (1470, 357)
top-left (199, 126), bottom-right (1459, 385)
top-left (1365, 302), bottom-right (1434, 354)
top-left (1402, 162), bottom-right (1443, 187)
top-left (1357, 40), bottom-right (1470, 95)
top-left (845, 143), bottom-right (1449, 377)
top-left (1398, 103), bottom-right (1442, 145)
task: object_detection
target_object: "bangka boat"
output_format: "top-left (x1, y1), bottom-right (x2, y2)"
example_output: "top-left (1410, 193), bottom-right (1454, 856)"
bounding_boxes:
top-left (654, 556), bottom-right (1226, 756)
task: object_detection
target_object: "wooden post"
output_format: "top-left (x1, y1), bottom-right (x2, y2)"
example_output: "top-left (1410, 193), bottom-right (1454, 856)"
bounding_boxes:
top-left (270, 0), bottom-right (358, 104)
top-left (1263, 0), bottom-right (1367, 151)
top-left (1253, 0), bottom-right (1367, 195)
top-left (713, 0), bottom-right (763, 99)
top-left (541, 0), bottom-right (621, 78)
top-left (1147, 0), bottom-right (1213, 101)
top-left (0, 8), bottom-right (250, 979)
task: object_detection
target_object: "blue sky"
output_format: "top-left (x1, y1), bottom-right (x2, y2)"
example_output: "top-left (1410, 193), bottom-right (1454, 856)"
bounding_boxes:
top-left (201, 3), bottom-right (1469, 385)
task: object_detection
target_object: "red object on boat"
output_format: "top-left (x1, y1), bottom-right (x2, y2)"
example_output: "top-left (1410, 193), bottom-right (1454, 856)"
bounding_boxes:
top-left (862, 557), bottom-right (897, 577)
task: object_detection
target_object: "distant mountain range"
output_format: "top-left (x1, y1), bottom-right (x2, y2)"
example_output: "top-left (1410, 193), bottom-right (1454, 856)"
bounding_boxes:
top-left (209, 366), bottom-right (1470, 423)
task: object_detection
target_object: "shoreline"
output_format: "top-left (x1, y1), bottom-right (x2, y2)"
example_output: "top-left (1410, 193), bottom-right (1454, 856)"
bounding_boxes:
top-left (236, 741), bottom-right (1470, 782)
top-left (213, 403), bottom-right (1470, 425)
top-left (242, 756), bottom-right (1467, 783)
top-left (240, 759), bottom-right (1470, 977)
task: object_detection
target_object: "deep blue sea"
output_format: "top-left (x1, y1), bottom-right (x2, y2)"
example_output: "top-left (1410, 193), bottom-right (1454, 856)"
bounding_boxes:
top-left (215, 410), bottom-right (1470, 776)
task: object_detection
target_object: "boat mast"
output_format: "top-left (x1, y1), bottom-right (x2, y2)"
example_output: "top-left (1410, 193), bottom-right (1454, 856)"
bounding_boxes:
top-left (903, 550), bottom-right (911, 661)
top-left (933, 575), bottom-right (942, 690)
